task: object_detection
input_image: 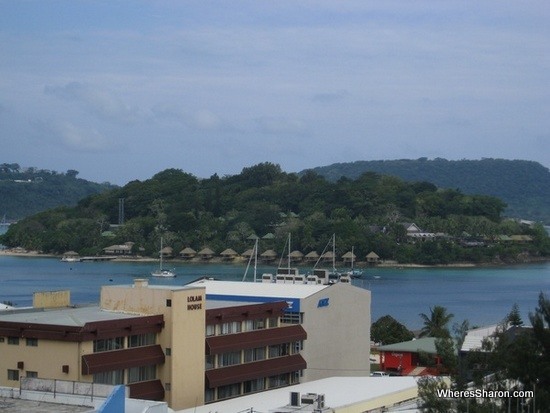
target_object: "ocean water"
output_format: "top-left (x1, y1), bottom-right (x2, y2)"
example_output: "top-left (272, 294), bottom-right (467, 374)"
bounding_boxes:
top-left (0, 254), bottom-right (548, 330)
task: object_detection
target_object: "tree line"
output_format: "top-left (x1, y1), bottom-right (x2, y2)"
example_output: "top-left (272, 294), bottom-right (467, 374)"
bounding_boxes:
top-left (1, 162), bottom-right (549, 263)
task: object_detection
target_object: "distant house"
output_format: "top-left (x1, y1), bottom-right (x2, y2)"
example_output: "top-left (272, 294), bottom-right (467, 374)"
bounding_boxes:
top-left (160, 245), bottom-right (173, 258)
top-left (220, 248), bottom-right (238, 261)
top-left (179, 247), bottom-right (196, 259)
top-left (401, 222), bottom-right (440, 242)
top-left (341, 251), bottom-right (356, 265)
top-left (366, 251), bottom-right (380, 264)
top-left (304, 251), bottom-right (319, 263)
top-left (378, 337), bottom-right (442, 376)
top-left (260, 249), bottom-right (277, 262)
top-left (103, 242), bottom-right (134, 255)
top-left (197, 247), bottom-right (215, 260)
top-left (289, 250), bottom-right (304, 262)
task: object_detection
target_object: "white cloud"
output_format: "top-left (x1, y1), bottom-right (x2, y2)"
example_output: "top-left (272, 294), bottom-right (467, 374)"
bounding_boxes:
top-left (55, 122), bottom-right (109, 152)
top-left (44, 82), bottom-right (143, 124)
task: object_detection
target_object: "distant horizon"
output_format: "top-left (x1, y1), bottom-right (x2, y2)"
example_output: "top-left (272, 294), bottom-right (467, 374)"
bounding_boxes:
top-left (4, 156), bottom-right (549, 186)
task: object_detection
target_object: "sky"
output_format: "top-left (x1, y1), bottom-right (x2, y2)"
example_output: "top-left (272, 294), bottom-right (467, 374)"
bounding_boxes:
top-left (1, 1), bottom-right (549, 185)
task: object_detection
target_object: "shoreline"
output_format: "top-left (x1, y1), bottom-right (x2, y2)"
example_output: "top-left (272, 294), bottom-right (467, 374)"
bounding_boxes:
top-left (1, 249), bottom-right (548, 269)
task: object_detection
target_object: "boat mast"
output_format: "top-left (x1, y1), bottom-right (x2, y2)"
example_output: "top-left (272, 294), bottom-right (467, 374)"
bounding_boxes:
top-left (332, 233), bottom-right (336, 273)
top-left (159, 237), bottom-right (163, 271)
top-left (288, 233), bottom-right (291, 275)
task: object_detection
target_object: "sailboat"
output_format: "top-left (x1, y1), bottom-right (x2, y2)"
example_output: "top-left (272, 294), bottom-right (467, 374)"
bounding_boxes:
top-left (151, 237), bottom-right (176, 278)
top-left (346, 246), bottom-right (364, 279)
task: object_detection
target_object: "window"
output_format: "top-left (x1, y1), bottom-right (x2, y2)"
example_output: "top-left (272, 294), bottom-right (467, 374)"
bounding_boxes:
top-left (128, 333), bottom-right (155, 348)
top-left (281, 312), bottom-right (303, 325)
top-left (93, 370), bottom-right (124, 385)
top-left (26, 371), bottom-right (38, 378)
top-left (205, 388), bottom-right (215, 403)
top-left (294, 340), bottom-right (304, 353)
top-left (243, 320), bottom-right (253, 332)
top-left (243, 378), bottom-right (265, 394)
top-left (220, 321), bottom-right (241, 335)
top-left (218, 351), bottom-right (241, 367)
top-left (268, 317), bottom-right (278, 328)
top-left (253, 319), bottom-right (265, 330)
top-left (165, 382), bottom-right (171, 391)
top-left (206, 324), bottom-right (216, 336)
top-left (269, 343), bottom-right (290, 358)
top-left (128, 365), bottom-right (156, 383)
top-left (205, 355), bottom-right (214, 370)
top-left (243, 319), bottom-right (265, 331)
top-left (243, 347), bottom-right (266, 363)
top-left (165, 348), bottom-right (171, 356)
top-left (268, 373), bottom-right (289, 388)
top-left (26, 338), bottom-right (38, 347)
top-left (217, 383), bottom-right (240, 399)
top-left (93, 337), bottom-right (124, 352)
top-left (7, 369), bottom-right (19, 381)
top-left (7, 337), bottom-right (19, 345)
top-left (166, 299), bottom-right (172, 307)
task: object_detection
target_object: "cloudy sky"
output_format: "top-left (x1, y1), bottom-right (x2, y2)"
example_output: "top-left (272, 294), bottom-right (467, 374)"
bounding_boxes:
top-left (1, 1), bottom-right (549, 185)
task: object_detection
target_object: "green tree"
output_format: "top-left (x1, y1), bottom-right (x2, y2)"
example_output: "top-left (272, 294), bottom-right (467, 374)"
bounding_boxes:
top-left (506, 303), bottom-right (524, 327)
top-left (419, 306), bottom-right (454, 339)
top-left (371, 315), bottom-right (415, 345)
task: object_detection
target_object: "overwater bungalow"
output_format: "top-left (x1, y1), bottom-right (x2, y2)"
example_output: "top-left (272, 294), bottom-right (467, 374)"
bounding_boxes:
top-left (197, 247), bottom-right (215, 261)
top-left (304, 251), bottom-right (319, 263)
top-left (179, 247), bottom-right (196, 260)
top-left (220, 248), bottom-right (238, 261)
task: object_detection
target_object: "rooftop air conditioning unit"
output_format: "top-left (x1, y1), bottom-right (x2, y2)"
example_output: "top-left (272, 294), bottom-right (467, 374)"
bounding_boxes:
top-left (290, 391), bottom-right (300, 407)
top-left (301, 393), bottom-right (317, 404)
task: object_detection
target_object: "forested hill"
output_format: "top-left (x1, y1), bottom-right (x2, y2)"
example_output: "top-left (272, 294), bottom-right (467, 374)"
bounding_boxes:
top-left (303, 158), bottom-right (550, 224)
top-left (0, 163), bottom-right (116, 221)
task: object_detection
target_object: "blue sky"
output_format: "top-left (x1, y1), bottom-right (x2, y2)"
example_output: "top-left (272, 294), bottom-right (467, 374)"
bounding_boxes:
top-left (1, 1), bottom-right (549, 184)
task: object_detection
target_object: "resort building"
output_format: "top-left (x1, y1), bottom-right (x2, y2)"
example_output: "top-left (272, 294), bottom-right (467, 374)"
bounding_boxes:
top-left (0, 278), bottom-right (371, 410)
top-left (187, 278), bottom-right (372, 383)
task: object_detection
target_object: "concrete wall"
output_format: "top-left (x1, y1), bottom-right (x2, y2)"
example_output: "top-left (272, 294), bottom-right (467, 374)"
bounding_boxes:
top-left (100, 281), bottom-right (206, 410)
top-left (33, 290), bottom-right (71, 308)
top-left (0, 339), bottom-right (83, 387)
top-left (301, 283), bottom-right (371, 382)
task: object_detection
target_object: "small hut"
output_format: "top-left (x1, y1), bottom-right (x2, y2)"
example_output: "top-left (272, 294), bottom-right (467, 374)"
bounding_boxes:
top-left (366, 251), bottom-right (380, 264)
top-left (289, 250), bottom-right (304, 263)
top-left (260, 249), bottom-right (277, 262)
top-left (321, 250), bottom-right (335, 263)
top-left (220, 248), bottom-right (238, 261)
top-left (160, 245), bottom-right (173, 258)
top-left (179, 247), bottom-right (196, 260)
top-left (198, 247), bottom-right (215, 261)
top-left (304, 251), bottom-right (319, 263)
top-left (241, 249), bottom-right (254, 259)
top-left (341, 251), bottom-right (356, 265)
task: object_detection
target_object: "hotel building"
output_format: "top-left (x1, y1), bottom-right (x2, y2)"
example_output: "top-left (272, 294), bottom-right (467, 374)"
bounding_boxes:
top-left (0, 278), bottom-right (370, 409)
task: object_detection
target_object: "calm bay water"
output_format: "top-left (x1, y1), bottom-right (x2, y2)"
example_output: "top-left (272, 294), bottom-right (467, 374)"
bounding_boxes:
top-left (0, 253), bottom-right (548, 330)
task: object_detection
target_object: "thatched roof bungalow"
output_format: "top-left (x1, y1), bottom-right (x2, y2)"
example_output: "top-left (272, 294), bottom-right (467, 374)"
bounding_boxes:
top-left (304, 251), bottom-right (319, 262)
top-left (341, 251), bottom-right (356, 264)
top-left (179, 247), bottom-right (196, 259)
top-left (260, 249), bottom-right (277, 262)
top-left (289, 250), bottom-right (304, 262)
top-left (220, 248), bottom-right (238, 261)
top-left (366, 251), bottom-right (380, 263)
top-left (198, 247), bottom-right (215, 260)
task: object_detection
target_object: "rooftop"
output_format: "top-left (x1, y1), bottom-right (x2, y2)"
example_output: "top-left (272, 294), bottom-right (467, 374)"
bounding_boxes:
top-left (377, 337), bottom-right (438, 354)
top-left (0, 305), bottom-right (143, 326)
top-left (176, 376), bottom-right (418, 413)
top-left (187, 279), bottom-right (328, 299)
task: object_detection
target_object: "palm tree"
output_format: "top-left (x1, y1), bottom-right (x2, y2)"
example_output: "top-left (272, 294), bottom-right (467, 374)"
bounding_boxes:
top-left (419, 305), bottom-right (454, 338)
